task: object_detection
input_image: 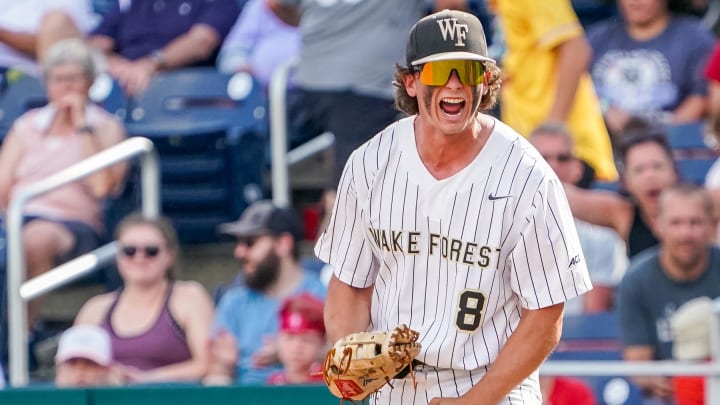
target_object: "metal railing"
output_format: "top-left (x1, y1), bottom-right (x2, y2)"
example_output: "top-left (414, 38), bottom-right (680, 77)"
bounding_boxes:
top-left (6, 136), bottom-right (160, 386)
top-left (269, 58), bottom-right (335, 208)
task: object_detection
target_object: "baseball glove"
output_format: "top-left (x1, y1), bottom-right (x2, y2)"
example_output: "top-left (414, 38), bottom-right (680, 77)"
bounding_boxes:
top-left (322, 324), bottom-right (421, 402)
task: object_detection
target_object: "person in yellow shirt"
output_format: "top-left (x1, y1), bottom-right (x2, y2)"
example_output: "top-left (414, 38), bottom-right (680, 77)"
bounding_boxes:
top-left (489, 0), bottom-right (618, 181)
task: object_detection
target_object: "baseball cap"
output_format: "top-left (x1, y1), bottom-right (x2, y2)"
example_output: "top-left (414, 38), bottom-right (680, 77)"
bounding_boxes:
top-left (55, 325), bottom-right (112, 366)
top-left (218, 200), bottom-right (304, 242)
top-left (279, 293), bottom-right (325, 335)
top-left (670, 296), bottom-right (714, 360)
top-left (406, 9), bottom-right (495, 67)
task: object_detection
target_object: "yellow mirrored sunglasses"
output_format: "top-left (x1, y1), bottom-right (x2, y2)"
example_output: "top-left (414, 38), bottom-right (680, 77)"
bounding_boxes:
top-left (417, 60), bottom-right (486, 86)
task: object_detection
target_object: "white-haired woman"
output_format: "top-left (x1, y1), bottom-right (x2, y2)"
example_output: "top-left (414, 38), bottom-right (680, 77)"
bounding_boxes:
top-left (0, 38), bottom-right (127, 331)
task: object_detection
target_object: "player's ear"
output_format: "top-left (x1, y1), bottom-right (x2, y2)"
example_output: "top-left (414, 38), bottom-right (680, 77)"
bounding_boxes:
top-left (403, 72), bottom-right (418, 97)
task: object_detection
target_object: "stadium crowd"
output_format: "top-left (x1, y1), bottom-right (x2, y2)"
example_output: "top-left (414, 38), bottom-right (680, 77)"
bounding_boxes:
top-left (0, 0), bottom-right (720, 404)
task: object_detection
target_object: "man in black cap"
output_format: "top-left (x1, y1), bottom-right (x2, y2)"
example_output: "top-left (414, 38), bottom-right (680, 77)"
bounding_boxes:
top-left (316, 9), bottom-right (592, 404)
top-left (205, 200), bottom-right (326, 385)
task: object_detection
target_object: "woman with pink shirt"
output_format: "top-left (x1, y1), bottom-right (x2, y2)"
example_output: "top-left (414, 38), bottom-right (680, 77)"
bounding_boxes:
top-left (0, 38), bottom-right (127, 329)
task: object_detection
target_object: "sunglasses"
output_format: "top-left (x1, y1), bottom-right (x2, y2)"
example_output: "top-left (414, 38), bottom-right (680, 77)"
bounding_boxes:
top-left (120, 245), bottom-right (161, 258)
top-left (237, 236), bottom-right (262, 247)
top-left (416, 60), bottom-right (486, 86)
top-left (543, 153), bottom-right (573, 163)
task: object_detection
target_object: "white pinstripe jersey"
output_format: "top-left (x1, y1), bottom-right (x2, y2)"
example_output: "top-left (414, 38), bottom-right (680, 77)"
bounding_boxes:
top-left (315, 115), bottom-right (592, 371)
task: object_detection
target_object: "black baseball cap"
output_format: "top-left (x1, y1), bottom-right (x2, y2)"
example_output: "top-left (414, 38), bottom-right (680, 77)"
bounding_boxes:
top-left (218, 200), bottom-right (304, 242)
top-left (406, 9), bottom-right (495, 67)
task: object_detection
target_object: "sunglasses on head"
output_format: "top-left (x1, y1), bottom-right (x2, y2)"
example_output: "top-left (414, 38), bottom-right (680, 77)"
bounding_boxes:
top-left (120, 245), bottom-right (161, 258)
top-left (415, 60), bottom-right (486, 87)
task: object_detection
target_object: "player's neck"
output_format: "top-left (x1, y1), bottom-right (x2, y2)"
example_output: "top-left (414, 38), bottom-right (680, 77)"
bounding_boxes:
top-left (414, 115), bottom-right (493, 180)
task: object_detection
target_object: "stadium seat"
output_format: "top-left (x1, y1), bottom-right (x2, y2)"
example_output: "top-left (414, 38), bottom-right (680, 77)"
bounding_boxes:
top-left (552, 312), bottom-right (623, 361)
top-left (0, 75), bottom-right (47, 141)
top-left (676, 157), bottom-right (717, 185)
top-left (550, 312), bottom-right (644, 405)
top-left (665, 121), bottom-right (712, 151)
top-left (124, 68), bottom-right (268, 243)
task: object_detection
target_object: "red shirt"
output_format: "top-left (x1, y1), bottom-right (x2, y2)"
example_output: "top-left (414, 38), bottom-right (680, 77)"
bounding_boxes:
top-left (705, 43), bottom-right (720, 82)
top-left (549, 377), bottom-right (597, 405)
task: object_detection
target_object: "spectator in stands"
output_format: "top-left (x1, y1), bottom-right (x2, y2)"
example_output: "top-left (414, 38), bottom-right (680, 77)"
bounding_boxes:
top-left (267, 293), bottom-right (326, 385)
top-left (564, 128), bottom-right (678, 258)
top-left (88, 0), bottom-right (240, 96)
top-left (489, 0), bottom-right (618, 183)
top-left (217, 0), bottom-right (300, 90)
top-left (75, 213), bottom-right (214, 384)
top-left (617, 183), bottom-right (720, 403)
top-left (267, 0), bottom-right (468, 221)
top-left (530, 123), bottom-right (627, 313)
top-left (54, 324), bottom-right (115, 387)
top-left (539, 375), bottom-right (597, 405)
top-left (587, 0), bottom-right (714, 135)
top-left (0, 38), bottom-right (126, 332)
top-left (704, 43), bottom-right (720, 244)
top-left (0, 0), bottom-right (98, 92)
top-left (706, 43), bottom-right (720, 144)
top-left (204, 200), bottom-right (326, 385)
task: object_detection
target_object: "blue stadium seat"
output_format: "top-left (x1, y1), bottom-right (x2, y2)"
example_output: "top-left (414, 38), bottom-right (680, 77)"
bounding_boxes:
top-left (123, 68), bottom-right (269, 243)
top-left (0, 75), bottom-right (47, 141)
top-left (666, 122), bottom-right (712, 151)
top-left (89, 73), bottom-right (129, 120)
top-left (676, 157), bottom-right (717, 185)
top-left (550, 312), bottom-right (644, 405)
top-left (552, 312), bottom-right (623, 361)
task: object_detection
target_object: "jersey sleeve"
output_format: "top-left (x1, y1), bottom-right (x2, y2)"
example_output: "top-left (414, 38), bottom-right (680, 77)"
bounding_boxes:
top-left (526, 0), bottom-right (584, 50)
top-left (314, 151), bottom-right (379, 288)
top-left (508, 176), bottom-right (592, 310)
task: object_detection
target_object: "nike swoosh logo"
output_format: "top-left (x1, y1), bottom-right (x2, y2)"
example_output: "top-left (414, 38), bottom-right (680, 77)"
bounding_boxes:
top-left (488, 193), bottom-right (513, 200)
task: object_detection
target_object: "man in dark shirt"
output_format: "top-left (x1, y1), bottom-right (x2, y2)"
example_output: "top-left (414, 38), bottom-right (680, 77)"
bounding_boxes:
top-left (618, 183), bottom-right (720, 402)
top-left (88, 0), bottom-right (239, 95)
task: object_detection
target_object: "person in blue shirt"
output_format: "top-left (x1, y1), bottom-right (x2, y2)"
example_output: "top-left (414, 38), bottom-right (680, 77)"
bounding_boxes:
top-left (204, 200), bottom-right (326, 385)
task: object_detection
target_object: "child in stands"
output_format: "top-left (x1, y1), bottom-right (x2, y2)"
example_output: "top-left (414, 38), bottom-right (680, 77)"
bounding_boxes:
top-left (267, 293), bottom-right (326, 385)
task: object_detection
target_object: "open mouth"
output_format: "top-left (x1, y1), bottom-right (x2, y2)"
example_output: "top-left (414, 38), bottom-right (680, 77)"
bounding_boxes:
top-left (646, 188), bottom-right (661, 199)
top-left (440, 97), bottom-right (465, 116)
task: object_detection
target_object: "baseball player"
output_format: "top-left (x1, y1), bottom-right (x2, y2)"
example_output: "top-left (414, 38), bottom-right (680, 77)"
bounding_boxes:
top-left (315, 9), bottom-right (592, 405)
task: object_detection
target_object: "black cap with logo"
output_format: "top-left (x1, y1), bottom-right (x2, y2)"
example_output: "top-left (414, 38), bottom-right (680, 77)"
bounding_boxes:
top-left (406, 9), bottom-right (495, 67)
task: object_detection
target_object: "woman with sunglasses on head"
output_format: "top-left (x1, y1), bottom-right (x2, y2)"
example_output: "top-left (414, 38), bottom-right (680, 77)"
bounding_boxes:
top-left (74, 213), bottom-right (214, 384)
top-left (317, 10), bottom-right (592, 405)
top-left (563, 126), bottom-right (679, 259)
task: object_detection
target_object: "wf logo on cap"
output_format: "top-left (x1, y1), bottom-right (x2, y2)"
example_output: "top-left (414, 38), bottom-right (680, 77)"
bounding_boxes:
top-left (436, 18), bottom-right (468, 46)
